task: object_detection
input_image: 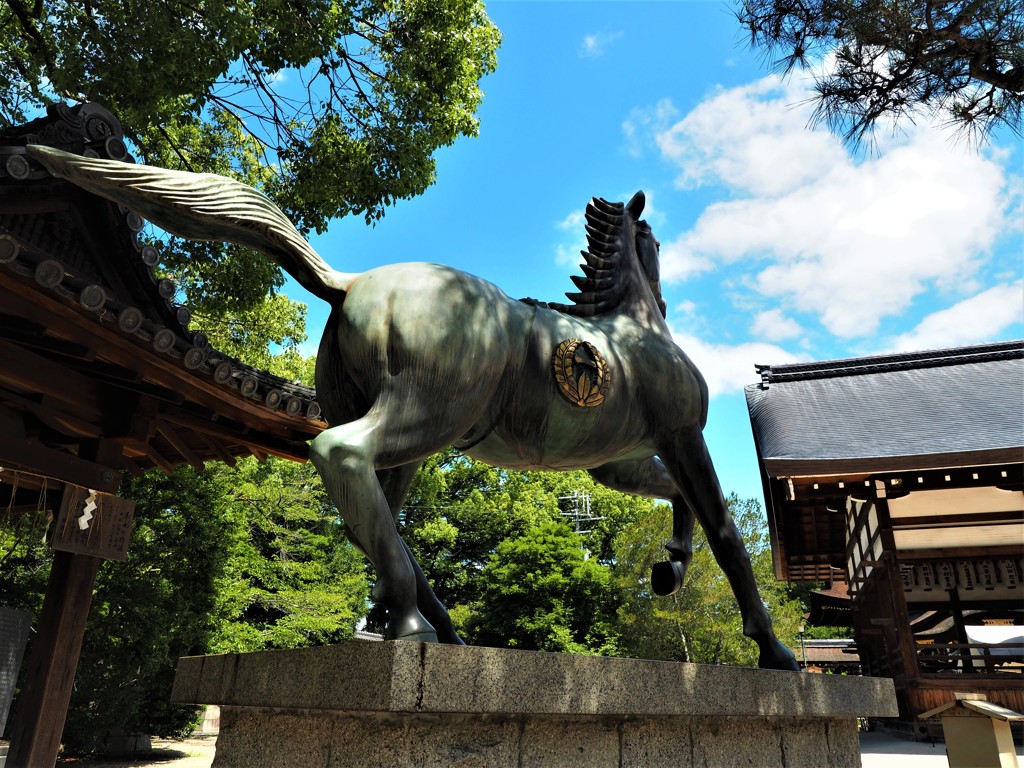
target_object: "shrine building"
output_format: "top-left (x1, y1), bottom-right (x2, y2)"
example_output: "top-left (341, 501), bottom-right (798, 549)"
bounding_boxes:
top-left (746, 341), bottom-right (1024, 736)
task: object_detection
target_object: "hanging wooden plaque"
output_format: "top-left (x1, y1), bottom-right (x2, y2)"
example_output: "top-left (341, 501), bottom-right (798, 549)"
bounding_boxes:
top-left (51, 485), bottom-right (135, 561)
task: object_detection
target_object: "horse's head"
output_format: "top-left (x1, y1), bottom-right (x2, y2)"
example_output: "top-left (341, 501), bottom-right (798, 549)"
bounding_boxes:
top-left (547, 190), bottom-right (668, 323)
top-left (625, 191), bottom-right (667, 319)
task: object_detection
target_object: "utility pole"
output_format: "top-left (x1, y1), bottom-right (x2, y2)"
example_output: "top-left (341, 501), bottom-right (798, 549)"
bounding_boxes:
top-left (558, 490), bottom-right (604, 558)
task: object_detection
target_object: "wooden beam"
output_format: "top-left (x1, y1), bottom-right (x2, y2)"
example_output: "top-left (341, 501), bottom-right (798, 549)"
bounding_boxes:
top-left (156, 419), bottom-right (205, 472)
top-left (247, 445), bottom-right (268, 462)
top-left (161, 410), bottom-right (310, 464)
top-left (195, 431), bottom-right (237, 467)
top-left (0, 388), bottom-right (102, 439)
top-left (145, 443), bottom-right (176, 474)
top-left (0, 338), bottom-right (103, 422)
top-left (0, 320), bottom-right (96, 361)
top-left (0, 433), bottom-right (120, 493)
top-left (890, 510), bottom-right (1024, 528)
top-left (764, 449), bottom-right (1024, 478)
top-left (786, 465), bottom-right (1022, 498)
top-left (894, 545), bottom-right (1024, 561)
top-left (5, 551), bottom-right (101, 768)
top-left (105, 398), bottom-right (158, 457)
top-left (883, 551), bottom-right (921, 687)
top-left (57, 356), bottom-right (184, 406)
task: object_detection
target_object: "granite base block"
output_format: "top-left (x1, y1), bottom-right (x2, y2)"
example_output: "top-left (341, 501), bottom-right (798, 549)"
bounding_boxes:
top-left (172, 640), bottom-right (897, 768)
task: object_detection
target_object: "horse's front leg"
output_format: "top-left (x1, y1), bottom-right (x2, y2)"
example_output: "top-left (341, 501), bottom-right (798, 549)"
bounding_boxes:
top-left (658, 425), bottom-right (799, 671)
top-left (589, 457), bottom-right (694, 593)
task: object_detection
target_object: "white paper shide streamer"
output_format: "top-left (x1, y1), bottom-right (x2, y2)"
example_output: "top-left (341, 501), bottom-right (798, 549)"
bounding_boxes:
top-left (78, 490), bottom-right (97, 530)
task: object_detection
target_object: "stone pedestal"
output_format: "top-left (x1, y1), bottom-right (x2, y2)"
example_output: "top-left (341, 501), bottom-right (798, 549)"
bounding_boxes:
top-left (171, 640), bottom-right (897, 768)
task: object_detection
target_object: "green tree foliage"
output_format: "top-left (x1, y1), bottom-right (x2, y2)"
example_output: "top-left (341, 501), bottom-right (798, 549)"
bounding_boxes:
top-left (470, 521), bottom-right (621, 654)
top-left (207, 458), bottom-right (369, 654)
top-left (0, 0), bottom-right (501, 324)
top-left (0, 502), bottom-right (52, 619)
top-left (613, 494), bottom-right (805, 666)
top-left (396, 452), bottom-right (654, 642)
top-left (395, 455), bottom-right (804, 662)
top-left (736, 0), bottom-right (1023, 144)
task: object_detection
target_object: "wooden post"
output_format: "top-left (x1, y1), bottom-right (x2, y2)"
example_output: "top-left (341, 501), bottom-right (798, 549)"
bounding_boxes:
top-left (8, 440), bottom-right (123, 768)
top-left (6, 550), bottom-right (101, 767)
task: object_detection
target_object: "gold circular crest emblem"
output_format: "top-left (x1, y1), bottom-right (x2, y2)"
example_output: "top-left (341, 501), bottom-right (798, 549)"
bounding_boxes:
top-left (552, 339), bottom-right (612, 407)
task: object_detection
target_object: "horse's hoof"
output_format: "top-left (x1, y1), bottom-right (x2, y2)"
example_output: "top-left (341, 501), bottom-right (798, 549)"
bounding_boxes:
top-left (433, 622), bottom-right (467, 645)
top-left (387, 611), bottom-right (438, 643)
top-left (442, 631), bottom-right (467, 646)
top-left (759, 641), bottom-right (801, 671)
top-left (651, 560), bottom-right (686, 596)
top-left (396, 629), bottom-right (439, 643)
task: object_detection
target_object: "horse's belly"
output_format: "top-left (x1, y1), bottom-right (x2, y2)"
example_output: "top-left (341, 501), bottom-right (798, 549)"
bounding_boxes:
top-left (463, 405), bottom-right (655, 471)
top-left (466, 434), bottom-right (652, 471)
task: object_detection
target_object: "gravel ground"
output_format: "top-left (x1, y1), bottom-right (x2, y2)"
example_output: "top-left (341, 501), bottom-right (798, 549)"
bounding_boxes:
top-left (860, 731), bottom-right (1024, 768)
top-left (53, 737), bottom-right (217, 768)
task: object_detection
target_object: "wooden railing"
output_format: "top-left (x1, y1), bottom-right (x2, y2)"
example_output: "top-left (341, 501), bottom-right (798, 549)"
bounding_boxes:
top-left (916, 641), bottom-right (1024, 675)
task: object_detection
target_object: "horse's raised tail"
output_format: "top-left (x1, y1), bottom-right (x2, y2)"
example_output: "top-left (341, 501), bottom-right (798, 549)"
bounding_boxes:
top-left (25, 145), bottom-right (352, 304)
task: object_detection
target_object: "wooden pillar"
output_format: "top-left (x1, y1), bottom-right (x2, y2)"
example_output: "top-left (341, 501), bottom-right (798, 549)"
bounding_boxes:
top-left (8, 439), bottom-right (124, 768)
top-left (948, 588), bottom-right (978, 674)
top-left (6, 550), bottom-right (101, 767)
top-left (875, 489), bottom-right (921, 725)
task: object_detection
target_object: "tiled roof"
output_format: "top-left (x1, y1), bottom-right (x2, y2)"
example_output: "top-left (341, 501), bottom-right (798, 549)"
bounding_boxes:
top-left (0, 103), bottom-right (326, 477)
top-left (746, 341), bottom-right (1023, 472)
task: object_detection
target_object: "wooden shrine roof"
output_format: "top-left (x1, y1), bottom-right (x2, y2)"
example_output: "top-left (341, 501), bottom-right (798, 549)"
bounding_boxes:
top-left (0, 103), bottom-right (326, 495)
top-left (745, 340), bottom-right (1023, 477)
top-left (744, 342), bottom-right (1024, 581)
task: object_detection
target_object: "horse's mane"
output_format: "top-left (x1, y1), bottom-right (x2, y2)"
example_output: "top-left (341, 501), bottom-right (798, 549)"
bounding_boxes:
top-left (521, 197), bottom-right (637, 318)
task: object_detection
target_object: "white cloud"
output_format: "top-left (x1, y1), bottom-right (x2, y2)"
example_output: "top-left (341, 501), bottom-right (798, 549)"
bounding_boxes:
top-left (675, 299), bottom-right (698, 317)
top-left (654, 76), bottom-right (1016, 339)
top-left (671, 330), bottom-right (803, 397)
top-left (659, 237), bottom-right (713, 283)
top-left (580, 30), bottom-right (624, 59)
top-left (554, 210), bottom-right (586, 268)
top-left (887, 282), bottom-right (1024, 353)
top-left (656, 76), bottom-right (847, 197)
top-left (752, 308), bottom-right (803, 341)
top-left (622, 98), bottom-right (679, 158)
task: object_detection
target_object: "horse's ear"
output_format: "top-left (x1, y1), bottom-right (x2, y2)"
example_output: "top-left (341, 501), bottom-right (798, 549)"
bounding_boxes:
top-left (626, 191), bottom-right (645, 219)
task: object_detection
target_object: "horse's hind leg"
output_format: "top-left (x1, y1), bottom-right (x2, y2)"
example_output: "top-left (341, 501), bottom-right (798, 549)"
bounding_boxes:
top-left (377, 464), bottom-right (465, 645)
top-left (589, 458), bottom-right (694, 593)
top-left (661, 426), bottom-right (799, 671)
top-left (310, 418), bottom-right (437, 642)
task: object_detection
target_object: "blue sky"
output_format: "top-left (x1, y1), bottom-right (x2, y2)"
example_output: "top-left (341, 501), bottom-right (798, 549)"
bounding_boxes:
top-left (282, 0), bottom-right (1024, 502)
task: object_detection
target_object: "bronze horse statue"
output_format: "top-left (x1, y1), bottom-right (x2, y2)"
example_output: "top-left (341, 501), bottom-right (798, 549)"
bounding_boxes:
top-left (27, 144), bottom-right (799, 670)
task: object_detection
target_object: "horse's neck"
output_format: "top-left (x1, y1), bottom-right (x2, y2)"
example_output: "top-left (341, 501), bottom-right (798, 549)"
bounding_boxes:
top-left (615, 276), bottom-right (669, 333)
